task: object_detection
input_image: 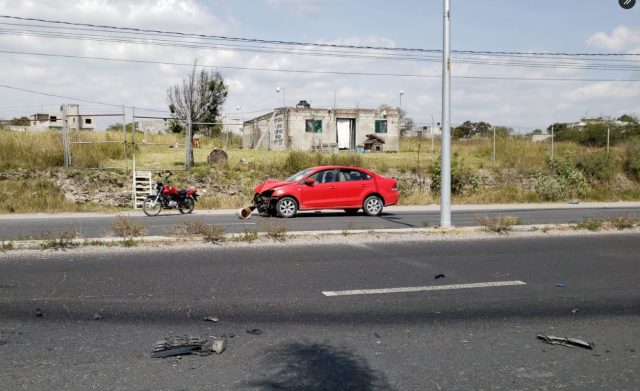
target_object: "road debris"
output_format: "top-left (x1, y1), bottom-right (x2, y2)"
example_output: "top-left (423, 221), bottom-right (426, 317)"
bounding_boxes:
top-left (555, 283), bottom-right (566, 288)
top-left (35, 308), bottom-right (43, 317)
top-left (151, 335), bottom-right (213, 358)
top-left (434, 274), bottom-right (445, 279)
top-left (211, 338), bottom-right (227, 354)
top-left (203, 316), bottom-right (219, 323)
top-left (570, 308), bottom-right (580, 314)
top-left (537, 335), bottom-right (594, 350)
top-left (93, 312), bottom-right (104, 320)
top-left (246, 328), bottom-right (263, 335)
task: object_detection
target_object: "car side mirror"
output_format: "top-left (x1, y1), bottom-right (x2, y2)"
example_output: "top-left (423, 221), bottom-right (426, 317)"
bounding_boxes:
top-left (304, 178), bottom-right (315, 186)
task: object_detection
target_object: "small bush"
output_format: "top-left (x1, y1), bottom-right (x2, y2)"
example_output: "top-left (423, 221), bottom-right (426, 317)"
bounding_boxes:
top-left (535, 157), bottom-right (589, 201)
top-left (183, 217), bottom-right (226, 243)
top-left (577, 151), bottom-right (616, 184)
top-left (260, 221), bottom-right (289, 242)
top-left (1, 241), bottom-right (14, 252)
top-left (111, 216), bottom-right (147, 238)
top-left (476, 214), bottom-right (521, 234)
top-left (430, 153), bottom-right (478, 195)
top-left (624, 143), bottom-right (640, 181)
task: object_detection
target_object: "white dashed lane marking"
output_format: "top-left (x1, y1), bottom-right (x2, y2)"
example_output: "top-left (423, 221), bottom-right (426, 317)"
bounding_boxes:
top-left (322, 280), bottom-right (527, 297)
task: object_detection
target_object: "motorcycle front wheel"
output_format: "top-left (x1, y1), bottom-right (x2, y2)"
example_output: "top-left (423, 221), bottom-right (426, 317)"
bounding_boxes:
top-left (142, 196), bottom-right (162, 216)
top-left (178, 197), bottom-right (195, 214)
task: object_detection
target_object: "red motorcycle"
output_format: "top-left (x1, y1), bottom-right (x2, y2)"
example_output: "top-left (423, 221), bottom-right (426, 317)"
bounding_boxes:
top-left (142, 172), bottom-right (200, 216)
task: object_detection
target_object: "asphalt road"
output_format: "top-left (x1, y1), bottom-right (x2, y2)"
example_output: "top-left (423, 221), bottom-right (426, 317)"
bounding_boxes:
top-left (1, 204), bottom-right (639, 240)
top-left (0, 233), bottom-right (638, 390)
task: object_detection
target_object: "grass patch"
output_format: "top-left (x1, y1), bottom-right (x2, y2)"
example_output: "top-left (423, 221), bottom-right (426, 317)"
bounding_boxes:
top-left (0, 178), bottom-right (79, 214)
top-left (476, 214), bottom-right (521, 234)
top-left (111, 215), bottom-right (147, 238)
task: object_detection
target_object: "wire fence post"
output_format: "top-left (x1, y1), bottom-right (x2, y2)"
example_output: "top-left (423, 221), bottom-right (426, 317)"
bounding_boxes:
top-left (492, 126), bottom-right (496, 164)
top-left (551, 125), bottom-right (554, 161)
top-left (607, 126), bottom-right (610, 153)
top-left (122, 105), bottom-right (127, 168)
top-left (63, 103), bottom-right (71, 167)
top-left (185, 112), bottom-right (193, 170)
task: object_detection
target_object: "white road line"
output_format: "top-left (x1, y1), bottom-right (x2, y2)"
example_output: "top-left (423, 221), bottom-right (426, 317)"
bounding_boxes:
top-left (322, 280), bottom-right (526, 297)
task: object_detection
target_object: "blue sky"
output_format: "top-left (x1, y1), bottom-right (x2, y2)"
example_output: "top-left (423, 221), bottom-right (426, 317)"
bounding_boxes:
top-left (0, 0), bottom-right (638, 131)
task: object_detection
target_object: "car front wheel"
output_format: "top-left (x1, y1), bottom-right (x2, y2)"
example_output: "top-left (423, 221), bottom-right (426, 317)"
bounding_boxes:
top-left (275, 197), bottom-right (298, 218)
top-left (362, 195), bottom-right (383, 216)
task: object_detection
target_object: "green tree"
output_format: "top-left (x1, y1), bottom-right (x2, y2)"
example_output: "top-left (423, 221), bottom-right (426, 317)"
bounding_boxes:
top-left (167, 61), bottom-right (228, 164)
top-left (618, 114), bottom-right (638, 124)
top-left (452, 121), bottom-right (492, 139)
top-left (10, 116), bottom-right (30, 126)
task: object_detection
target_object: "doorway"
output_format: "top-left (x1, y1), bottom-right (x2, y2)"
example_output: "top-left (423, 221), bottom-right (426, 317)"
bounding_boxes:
top-left (336, 118), bottom-right (356, 150)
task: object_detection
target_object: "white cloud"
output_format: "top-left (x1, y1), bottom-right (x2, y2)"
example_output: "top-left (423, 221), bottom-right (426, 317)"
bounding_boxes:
top-left (586, 26), bottom-right (640, 51)
top-left (264, 0), bottom-right (334, 13)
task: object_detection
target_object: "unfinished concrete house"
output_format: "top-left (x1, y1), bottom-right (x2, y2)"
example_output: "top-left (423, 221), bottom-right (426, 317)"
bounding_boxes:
top-left (242, 103), bottom-right (400, 152)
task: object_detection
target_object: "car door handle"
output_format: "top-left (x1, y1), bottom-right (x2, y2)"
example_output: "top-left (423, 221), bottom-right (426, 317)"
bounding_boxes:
top-left (329, 186), bottom-right (335, 189)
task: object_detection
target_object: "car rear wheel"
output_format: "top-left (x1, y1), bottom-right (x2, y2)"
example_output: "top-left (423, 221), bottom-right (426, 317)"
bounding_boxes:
top-left (362, 195), bottom-right (383, 216)
top-left (275, 197), bottom-right (298, 218)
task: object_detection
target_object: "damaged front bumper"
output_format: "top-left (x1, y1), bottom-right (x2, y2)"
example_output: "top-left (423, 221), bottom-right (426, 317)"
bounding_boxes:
top-left (253, 191), bottom-right (278, 214)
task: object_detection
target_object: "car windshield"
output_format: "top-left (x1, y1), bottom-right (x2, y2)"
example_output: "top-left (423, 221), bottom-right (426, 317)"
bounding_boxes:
top-left (285, 168), bottom-right (315, 182)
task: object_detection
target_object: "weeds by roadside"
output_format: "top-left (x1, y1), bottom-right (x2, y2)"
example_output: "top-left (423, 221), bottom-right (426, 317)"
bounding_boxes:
top-left (605, 215), bottom-right (637, 230)
top-left (476, 214), bottom-right (521, 234)
top-left (1, 241), bottom-right (14, 252)
top-left (112, 216), bottom-right (147, 238)
top-left (231, 229), bottom-right (259, 243)
top-left (573, 218), bottom-right (603, 231)
top-left (181, 217), bottom-right (226, 244)
top-left (260, 220), bottom-right (289, 242)
top-left (39, 228), bottom-right (78, 250)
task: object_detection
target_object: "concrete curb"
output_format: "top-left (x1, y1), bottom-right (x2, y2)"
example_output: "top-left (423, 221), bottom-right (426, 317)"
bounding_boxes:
top-left (1, 202), bottom-right (640, 220)
top-left (2, 223), bottom-right (637, 251)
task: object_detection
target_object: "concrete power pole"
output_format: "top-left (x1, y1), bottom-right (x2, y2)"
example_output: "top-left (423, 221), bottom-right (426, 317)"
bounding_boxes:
top-left (440, 0), bottom-right (452, 229)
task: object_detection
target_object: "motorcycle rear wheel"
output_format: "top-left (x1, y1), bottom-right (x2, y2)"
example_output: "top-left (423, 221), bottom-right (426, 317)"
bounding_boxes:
top-left (142, 196), bottom-right (162, 216)
top-left (179, 197), bottom-right (195, 214)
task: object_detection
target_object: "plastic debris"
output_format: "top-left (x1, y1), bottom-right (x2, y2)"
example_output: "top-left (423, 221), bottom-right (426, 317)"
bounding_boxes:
top-left (94, 312), bottom-right (104, 320)
top-left (151, 335), bottom-right (212, 358)
top-left (555, 283), bottom-right (566, 288)
top-left (246, 328), bottom-right (263, 335)
top-left (537, 334), bottom-right (594, 350)
top-left (35, 308), bottom-right (43, 317)
top-left (570, 308), bottom-right (580, 314)
top-left (203, 316), bottom-right (219, 323)
top-left (434, 274), bottom-right (445, 279)
top-left (373, 332), bottom-right (382, 339)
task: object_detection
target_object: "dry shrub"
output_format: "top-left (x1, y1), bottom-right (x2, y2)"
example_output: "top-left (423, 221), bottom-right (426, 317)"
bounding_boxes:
top-left (111, 215), bottom-right (147, 237)
top-left (476, 214), bottom-right (521, 234)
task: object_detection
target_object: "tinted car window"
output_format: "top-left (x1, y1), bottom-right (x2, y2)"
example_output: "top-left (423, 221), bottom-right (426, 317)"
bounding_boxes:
top-left (340, 169), bottom-right (369, 181)
top-left (309, 169), bottom-right (337, 183)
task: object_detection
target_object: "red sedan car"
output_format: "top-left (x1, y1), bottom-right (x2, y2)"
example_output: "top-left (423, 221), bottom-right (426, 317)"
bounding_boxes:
top-left (252, 166), bottom-right (399, 218)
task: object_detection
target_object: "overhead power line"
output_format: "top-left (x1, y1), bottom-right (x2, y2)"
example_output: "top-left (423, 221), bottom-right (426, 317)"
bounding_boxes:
top-left (1, 49), bottom-right (639, 82)
top-left (1, 14), bottom-right (639, 57)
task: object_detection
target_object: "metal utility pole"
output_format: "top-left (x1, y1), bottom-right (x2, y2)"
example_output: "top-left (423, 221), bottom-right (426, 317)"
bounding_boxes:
top-left (440, 0), bottom-right (452, 229)
top-left (122, 105), bottom-right (127, 163)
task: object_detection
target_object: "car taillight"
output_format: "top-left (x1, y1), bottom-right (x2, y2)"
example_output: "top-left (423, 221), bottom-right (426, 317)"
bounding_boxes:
top-left (391, 180), bottom-right (398, 191)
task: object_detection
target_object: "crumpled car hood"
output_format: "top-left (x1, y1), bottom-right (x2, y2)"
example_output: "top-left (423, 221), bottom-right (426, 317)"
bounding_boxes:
top-left (254, 180), bottom-right (291, 194)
